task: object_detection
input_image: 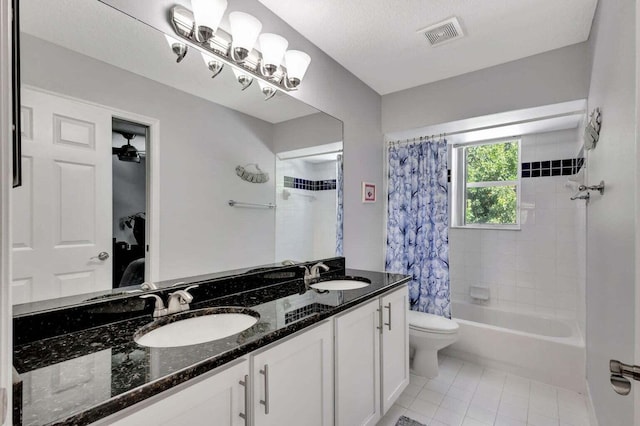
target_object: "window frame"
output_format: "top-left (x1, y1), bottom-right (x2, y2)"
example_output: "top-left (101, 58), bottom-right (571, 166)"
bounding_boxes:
top-left (451, 137), bottom-right (522, 230)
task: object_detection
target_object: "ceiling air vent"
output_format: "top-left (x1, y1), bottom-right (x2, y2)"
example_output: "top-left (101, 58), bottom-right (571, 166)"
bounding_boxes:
top-left (419, 17), bottom-right (464, 47)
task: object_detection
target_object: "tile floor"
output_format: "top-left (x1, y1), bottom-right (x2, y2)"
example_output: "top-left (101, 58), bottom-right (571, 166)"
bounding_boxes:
top-left (377, 355), bottom-right (591, 426)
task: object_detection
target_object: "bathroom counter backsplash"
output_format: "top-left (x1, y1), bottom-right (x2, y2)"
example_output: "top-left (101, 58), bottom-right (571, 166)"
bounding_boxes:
top-left (13, 267), bottom-right (410, 426)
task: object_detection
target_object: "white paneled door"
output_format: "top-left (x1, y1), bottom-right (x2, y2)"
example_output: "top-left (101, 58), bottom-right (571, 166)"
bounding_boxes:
top-left (12, 88), bottom-right (113, 303)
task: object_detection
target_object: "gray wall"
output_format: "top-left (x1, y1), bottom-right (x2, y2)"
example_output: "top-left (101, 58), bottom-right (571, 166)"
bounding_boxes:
top-left (22, 34), bottom-right (277, 280)
top-left (585, 0), bottom-right (637, 424)
top-left (381, 42), bottom-right (593, 134)
top-left (236, 0), bottom-right (384, 271)
top-left (272, 112), bottom-right (343, 153)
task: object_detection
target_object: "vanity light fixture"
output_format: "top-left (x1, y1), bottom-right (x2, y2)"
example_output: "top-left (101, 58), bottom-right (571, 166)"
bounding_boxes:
top-left (232, 67), bottom-right (254, 91)
top-left (191, 0), bottom-right (228, 42)
top-left (164, 34), bottom-right (188, 63)
top-left (257, 80), bottom-right (277, 101)
top-left (258, 33), bottom-right (288, 77)
top-left (229, 12), bottom-right (262, 63)
top-left (169, 5), bottom-right (311, 92)
top-left (201, 52), bottom-right (224, 78)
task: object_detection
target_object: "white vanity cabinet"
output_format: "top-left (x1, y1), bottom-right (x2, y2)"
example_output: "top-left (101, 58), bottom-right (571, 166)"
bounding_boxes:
top-left (92, 287), bottom-right (405, 426)
top-left (334, 285), bottom-right (409, 426)
top-left (380, 285), bottom-right (410, 413)
top-left (105, 358), bottom-right (250, 426)
top-left (251, 321), bottom-right (333, 426)
top-left (101, 321), bottom-right (333, 426)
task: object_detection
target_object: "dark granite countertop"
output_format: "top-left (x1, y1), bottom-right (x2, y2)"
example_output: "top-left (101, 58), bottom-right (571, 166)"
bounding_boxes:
top-left (13, 267), bottom-right (410, 426)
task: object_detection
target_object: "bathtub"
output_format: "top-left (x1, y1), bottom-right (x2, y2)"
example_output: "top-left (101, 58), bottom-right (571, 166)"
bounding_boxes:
top-left (442, 301), bottom-right (586, 392)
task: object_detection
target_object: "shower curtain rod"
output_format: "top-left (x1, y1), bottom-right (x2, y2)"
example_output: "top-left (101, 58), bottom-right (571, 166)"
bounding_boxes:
top-left (277, 149), bottom-right (343, 161)
top-left (387, 110), bottom-right (585, 146)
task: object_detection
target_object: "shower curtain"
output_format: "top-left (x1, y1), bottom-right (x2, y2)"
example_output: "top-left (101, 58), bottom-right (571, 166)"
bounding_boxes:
top-left (335, 154), bottom-right (344, 256)
top-left (385, 139), bottom-right (451, 318)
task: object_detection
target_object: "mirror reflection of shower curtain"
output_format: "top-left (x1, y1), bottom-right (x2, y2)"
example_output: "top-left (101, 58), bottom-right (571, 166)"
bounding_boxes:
top-left (336, 154), bottom-right (344, 256)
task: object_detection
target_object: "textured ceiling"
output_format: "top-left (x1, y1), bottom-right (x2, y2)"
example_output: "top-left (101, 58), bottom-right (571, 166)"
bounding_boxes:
top-left (258, 0), bottom-right (598, 95)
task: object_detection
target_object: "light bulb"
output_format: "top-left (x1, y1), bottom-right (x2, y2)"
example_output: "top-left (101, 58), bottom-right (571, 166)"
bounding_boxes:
top-left (259, 33), bottom-right (288, 76)
top-left (229, 12), bottom-right (262, 62)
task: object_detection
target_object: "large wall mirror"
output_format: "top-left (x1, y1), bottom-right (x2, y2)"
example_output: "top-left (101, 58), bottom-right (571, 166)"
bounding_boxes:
top-left (13, 0), bottom-right (343, 309)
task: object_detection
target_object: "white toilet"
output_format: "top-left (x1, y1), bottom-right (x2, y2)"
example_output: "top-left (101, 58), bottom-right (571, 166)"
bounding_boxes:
top-left (408, 310), bottom-right (459, 378)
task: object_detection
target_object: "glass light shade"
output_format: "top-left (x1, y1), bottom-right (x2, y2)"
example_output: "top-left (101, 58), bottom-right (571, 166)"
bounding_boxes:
top-left (285, 50), bottom-right (311, 81)
top-left (259, 33), bottom-right (288, 68)
top-left (191, 0), bottom-right (228, 32)
top-left (229, 12), bottom-right (262, 51)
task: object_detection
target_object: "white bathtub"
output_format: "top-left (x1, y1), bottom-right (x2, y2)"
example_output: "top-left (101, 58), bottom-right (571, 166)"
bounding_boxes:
top-left (442, 301), bottom-right (586, 392)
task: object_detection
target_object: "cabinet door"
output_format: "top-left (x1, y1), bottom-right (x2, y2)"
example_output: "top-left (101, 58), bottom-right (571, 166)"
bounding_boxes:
top-left (381, 285), bottom-right (410, 414)
top-left (107, 359), bottom-right (249, 426)
top-left (334, 298), bottom-right (381, 426)
top-left (252, 321), bottom-right (333, 426)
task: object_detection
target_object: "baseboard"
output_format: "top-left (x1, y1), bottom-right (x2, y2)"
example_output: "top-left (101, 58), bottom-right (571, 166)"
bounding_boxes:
top-left (585, 380), bottom-right (599, 426)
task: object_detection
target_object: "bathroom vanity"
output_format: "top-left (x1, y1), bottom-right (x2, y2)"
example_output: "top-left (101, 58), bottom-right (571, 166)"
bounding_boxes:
top-left (12, 259), bottom-right (410, 426)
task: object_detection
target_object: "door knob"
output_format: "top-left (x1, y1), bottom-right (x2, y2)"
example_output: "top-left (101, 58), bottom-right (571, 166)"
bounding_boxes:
top-left (91, 252), bottom-right (110, 261)
top-left (610, 360), bottom-right (640, 395)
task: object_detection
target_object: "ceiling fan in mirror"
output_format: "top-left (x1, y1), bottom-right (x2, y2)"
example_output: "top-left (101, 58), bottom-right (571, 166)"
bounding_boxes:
top-left (112, 132), bottom-right (145, 163)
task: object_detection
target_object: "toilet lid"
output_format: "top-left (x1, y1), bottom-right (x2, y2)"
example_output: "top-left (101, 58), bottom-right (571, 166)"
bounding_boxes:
top-left (408, 310), bottom-right (459, 333)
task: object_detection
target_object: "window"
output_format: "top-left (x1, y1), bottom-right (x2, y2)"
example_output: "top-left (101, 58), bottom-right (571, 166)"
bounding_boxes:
top-left (451, 139), bottom-right (520, 229)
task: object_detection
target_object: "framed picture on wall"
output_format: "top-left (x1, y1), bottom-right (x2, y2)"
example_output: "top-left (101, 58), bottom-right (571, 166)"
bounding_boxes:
top-left (362, 182), bottom-right (376, 203)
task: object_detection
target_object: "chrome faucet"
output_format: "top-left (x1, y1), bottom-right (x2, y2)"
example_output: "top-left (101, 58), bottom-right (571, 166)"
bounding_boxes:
top-left (139, 294), bottom-right (168, 318)
top-left (140, 285), bottom-right (199, 318)
top-left (300, 262), bottom-right (330, 285)
top-left (310, 262), bottom-right (329, 276)
top-left (167, 286), bottom-right (198, 314)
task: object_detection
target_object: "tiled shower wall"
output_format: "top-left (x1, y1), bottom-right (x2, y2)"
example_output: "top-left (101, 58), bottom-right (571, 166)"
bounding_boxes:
top-left (275, 158), bottom-right (338, 262)
top-left (448, 129), bottom-right (586, 329)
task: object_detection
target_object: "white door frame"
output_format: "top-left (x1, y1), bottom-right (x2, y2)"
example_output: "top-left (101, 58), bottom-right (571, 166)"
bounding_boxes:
top-left (0, 0), bottom-right (13, 422)
top-left (21, 85), bottom-right (161, 284)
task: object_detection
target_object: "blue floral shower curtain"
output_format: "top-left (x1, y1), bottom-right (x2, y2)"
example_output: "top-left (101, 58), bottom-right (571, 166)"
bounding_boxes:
top-left (335, 154), bottom-right (344, 256)
top-left (385, 139), bottom-right (450, 318)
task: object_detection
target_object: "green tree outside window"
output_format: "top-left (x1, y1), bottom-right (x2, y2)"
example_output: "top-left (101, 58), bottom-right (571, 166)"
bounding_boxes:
top-left (465, 141), bottom-right (519, 225)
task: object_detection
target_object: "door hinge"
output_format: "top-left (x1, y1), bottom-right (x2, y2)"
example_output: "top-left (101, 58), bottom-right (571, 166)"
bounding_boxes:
top-left (610, 360), bottom-right (640, 395)
top-left (0, 387), bottom-right (7, 425)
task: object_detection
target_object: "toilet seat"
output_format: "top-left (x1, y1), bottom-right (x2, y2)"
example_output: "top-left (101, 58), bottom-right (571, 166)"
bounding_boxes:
top-left (408, 310), bottom-right (459, 334)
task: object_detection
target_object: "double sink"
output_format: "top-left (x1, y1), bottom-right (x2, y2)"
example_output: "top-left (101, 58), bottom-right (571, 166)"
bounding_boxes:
top-left (135, 276), bottom-right (371, 348)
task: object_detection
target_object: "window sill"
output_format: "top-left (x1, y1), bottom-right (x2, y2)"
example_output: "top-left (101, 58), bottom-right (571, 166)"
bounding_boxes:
top-left (450, 224), bottom-right (521, 231)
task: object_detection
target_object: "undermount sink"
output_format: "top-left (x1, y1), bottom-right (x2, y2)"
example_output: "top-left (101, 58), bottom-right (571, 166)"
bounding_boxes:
top-left (134, 307), bottom-right (260, 348)
top-left (310, 276), bottom-right (371, 291)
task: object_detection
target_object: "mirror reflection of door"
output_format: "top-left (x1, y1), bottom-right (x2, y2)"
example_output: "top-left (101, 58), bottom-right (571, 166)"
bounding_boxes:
top-left (275, 142), bottom-right (343, 262)
top-left (111, 118), bottom-right (148, 289)
top-left (12, 88), bottom-right (114, 304)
